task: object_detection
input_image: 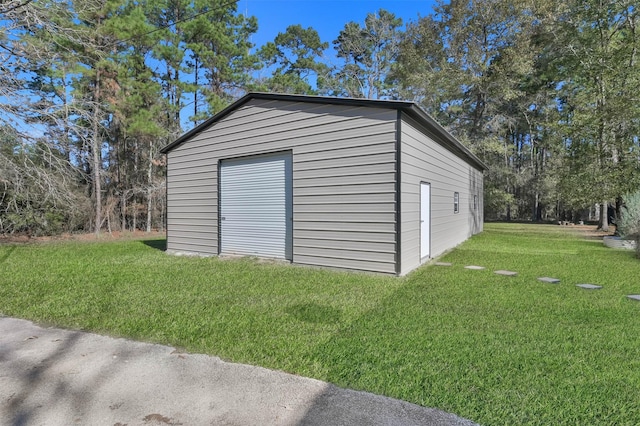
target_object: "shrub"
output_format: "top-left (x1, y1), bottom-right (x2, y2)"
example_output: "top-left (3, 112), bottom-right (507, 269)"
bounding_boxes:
top-left (617, 190), bottom-right (640, 258)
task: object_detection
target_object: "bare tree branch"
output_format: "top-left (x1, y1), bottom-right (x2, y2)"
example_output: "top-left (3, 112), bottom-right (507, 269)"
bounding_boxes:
top-left (0, 0), bottom-right (33, 14)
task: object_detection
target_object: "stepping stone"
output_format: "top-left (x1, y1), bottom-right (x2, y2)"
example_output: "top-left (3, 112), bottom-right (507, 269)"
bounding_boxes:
top-left (538, 277), bottom-right (560, 284)
top-left (627, 295), bottom-right (640, 301)
top-left (494, 270), bottom-right (517, 276)
top-left (464, 265), bottom-right (485, 270)
top-left (434, 262), bottom-right (452, 266)
top-left (576, 284), bottom-right (602, 290)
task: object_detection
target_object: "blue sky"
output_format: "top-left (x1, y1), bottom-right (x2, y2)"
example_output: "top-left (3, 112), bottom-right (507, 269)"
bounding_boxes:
top-left (4, 1), bottom-right (442, 136)
top-left (242, 0), bottom-right (437, 51)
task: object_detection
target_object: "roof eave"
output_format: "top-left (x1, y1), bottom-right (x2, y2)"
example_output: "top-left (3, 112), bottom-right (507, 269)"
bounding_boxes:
top-left (160, 92), bottom-right (488, 172)
top-left (403, 104), bottom-right (488, 171)
top-left (159, 93), bottom-right (256, 154)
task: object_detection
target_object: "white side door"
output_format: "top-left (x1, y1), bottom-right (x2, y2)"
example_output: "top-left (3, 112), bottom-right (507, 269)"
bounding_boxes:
top-left (420, 182), bottom-right (431, 259)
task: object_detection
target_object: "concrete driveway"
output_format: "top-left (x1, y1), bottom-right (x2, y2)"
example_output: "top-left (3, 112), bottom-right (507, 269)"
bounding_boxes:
top-left (0, 317), bottom-right (479, 426)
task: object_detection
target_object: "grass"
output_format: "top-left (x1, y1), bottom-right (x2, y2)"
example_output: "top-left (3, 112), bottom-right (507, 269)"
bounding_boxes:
top-left (1, 223), bottom-right (639, 425)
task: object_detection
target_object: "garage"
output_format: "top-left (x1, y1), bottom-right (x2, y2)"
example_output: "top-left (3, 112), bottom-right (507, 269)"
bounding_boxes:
top-left (161, 93), bottom-right (485, 275)
top-left (219, 151), bottom-right (293, 260)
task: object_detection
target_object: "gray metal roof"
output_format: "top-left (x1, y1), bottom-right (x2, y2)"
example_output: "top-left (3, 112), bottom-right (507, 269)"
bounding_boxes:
top-left (160, 92), bottom-right (487, 171)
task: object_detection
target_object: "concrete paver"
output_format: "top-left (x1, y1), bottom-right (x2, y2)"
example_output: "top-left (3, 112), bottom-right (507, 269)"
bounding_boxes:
top-left (537, 277), bottom-right (560, 284)
top-left (494, 270), bottom-right (517, 276)
top-left (576, 284), bottom-right (602, 290)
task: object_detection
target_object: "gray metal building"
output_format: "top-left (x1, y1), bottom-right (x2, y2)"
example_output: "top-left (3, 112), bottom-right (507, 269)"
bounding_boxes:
top-left (160, 93), bottom-right (486, 275)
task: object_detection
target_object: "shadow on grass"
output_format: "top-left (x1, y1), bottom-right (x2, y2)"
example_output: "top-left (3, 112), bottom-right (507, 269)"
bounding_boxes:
top-left (0, 245), bottom-right (16, 264)
top-left (286, 302), bottom-right (343, 325)
top-left (141, 239), bottom-right (166, 251)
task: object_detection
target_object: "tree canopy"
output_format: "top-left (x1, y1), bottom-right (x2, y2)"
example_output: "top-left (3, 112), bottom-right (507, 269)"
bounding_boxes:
top-left (1, 0), bottom-right (638, 235)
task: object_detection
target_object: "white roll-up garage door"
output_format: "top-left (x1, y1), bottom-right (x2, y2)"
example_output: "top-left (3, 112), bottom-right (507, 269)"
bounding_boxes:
top-left (220, 152), bottom-right (292, 260)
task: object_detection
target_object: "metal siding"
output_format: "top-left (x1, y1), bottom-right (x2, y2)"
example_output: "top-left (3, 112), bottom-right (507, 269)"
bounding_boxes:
top-left (167, 237), bottom-right (218, 254)
top-left (294, 212), bottom-right (395, 223)
top-left (295, 172), bottom-right (396, 187)
top-left (165, 98), bottom-right (398, 273)
top-left (294, 246), bottom-right (394, 263)
top-left (294, 221), bottom-right (395, 233)
top-left (170, 108), bottom-right (395, 159)
top-left (295, 229), bottom-right (397, 243)
top-left (294, 164), bottom-right (395, 180)
top-left (293, 152), bottom-right (396, 171)
top-left (293, 182), bottom-right (395, 196)
top-left (399, 113), bottom-right (484, 275)
top-left (294, 255), bottom-right (396, 274)
top-left (294, 193), bottom-right (395, 205)
top-left (296, 238), bottom-right (395, 253)
top-left (294, 202), bottom-right (396, 213)
top-left (169, 123), bottom-right (394, 163)
top-left (220, 152), bottom-right (292, 260)
top-left (165, 160), bottom-right (217, 253)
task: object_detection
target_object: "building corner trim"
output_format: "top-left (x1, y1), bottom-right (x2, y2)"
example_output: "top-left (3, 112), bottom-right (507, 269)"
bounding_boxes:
top-left (395, 110), bottom-right (402, 276)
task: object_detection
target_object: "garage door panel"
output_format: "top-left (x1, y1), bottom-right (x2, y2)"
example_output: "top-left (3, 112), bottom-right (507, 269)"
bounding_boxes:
top-left (220, 152), bottom-right (292, 260)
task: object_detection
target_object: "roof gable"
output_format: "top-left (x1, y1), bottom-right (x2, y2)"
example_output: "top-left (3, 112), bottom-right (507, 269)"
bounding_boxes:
top-left (160, 92), bottom-right (486, 171)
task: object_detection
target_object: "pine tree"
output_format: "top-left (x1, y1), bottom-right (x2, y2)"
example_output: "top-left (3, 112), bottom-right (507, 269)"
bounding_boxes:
top-left (329, 9), bottom-right (403, 99)
top-left (255, 24), bottom-right (328, 94)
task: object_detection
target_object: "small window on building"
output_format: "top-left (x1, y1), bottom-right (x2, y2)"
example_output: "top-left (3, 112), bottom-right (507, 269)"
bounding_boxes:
top-left (454, 192), bottom-right (459, 213)
top-left (474, 194), bottom-right (478, 211)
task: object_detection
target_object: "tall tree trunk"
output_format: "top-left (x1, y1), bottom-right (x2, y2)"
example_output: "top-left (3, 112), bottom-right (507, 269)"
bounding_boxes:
top-left (132, 197), bottom-right (137, 231)
top-left (121, 192), bottom-right (126, 231)
top-left (146, 191), bottom-right (152, 232)
top-left (146, 145), bottom-right (153, 233)
top-left (194, 56), bottom-right (199, 122)
top-left (92, 68), bottom-right (102, 235)
top-left (599, 201), bottom-right (609, 232)
top-left (615, 196), bottom-right (623, 224)
top-left (534, 192), bottom-right (541, 222)
top-left (62, 69), bottom-right (71, 163)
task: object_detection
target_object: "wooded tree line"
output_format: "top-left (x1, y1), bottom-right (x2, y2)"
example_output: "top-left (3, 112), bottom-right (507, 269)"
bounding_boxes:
top-left (1, 0), bottom-right (638, 235)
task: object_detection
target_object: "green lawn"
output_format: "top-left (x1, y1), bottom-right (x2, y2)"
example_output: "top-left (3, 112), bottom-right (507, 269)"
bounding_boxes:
top-left (1, 223), bottom-right (639, 425)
